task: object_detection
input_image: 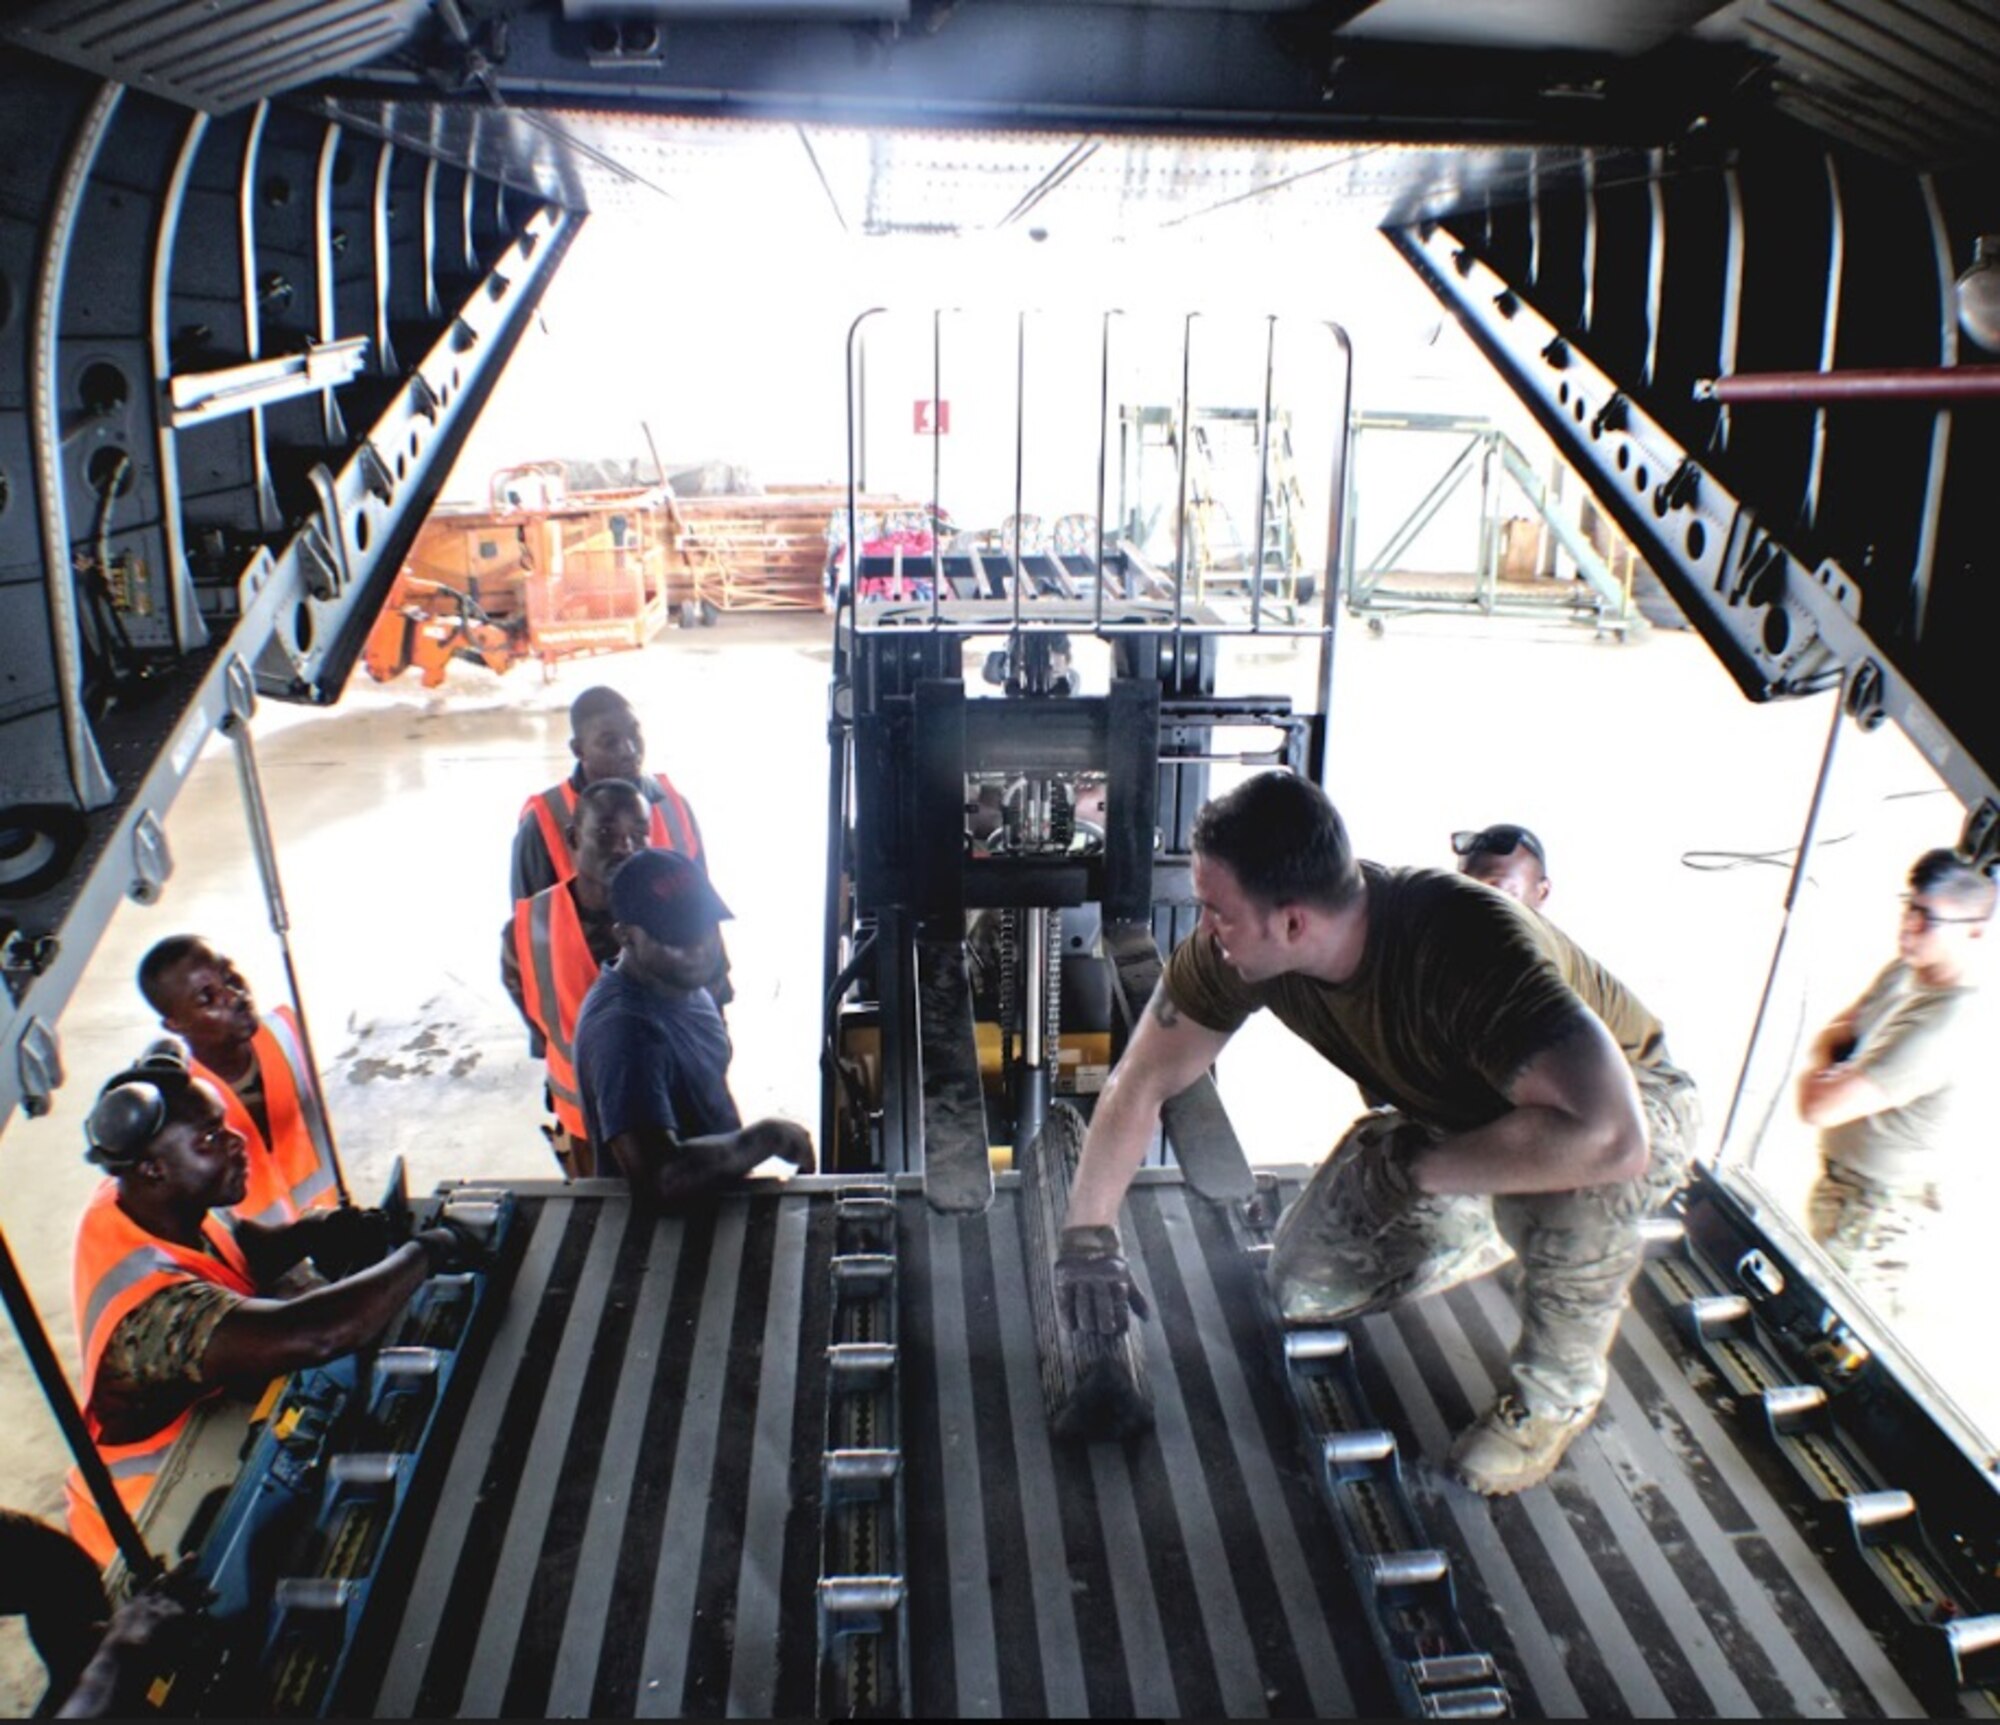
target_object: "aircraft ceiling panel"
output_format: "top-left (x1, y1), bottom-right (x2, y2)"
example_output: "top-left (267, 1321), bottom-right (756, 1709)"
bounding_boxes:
top-left (810, 129), bottom-right (1586, 240)
top-left (1338, 0), bottom-right (1734, 55)
top-left (1733, 0), bottom-right (2000, 166)
top-left (0, 0), bottom-right (431, 114)
top-left (308, 104), bottom-right (1617, 242)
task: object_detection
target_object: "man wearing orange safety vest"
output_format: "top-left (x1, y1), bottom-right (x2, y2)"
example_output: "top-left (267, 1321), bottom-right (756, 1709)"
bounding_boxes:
top-left (68, 1046), bottom-right (471, 1567)
top-left (502, 779), bottom-right (650, 1175)
top-left (511, 684), bottom-right (731, 1007)
top-left (137, 937), bottom-right (339, 1227)
top-left (511, 685), bottom-right (705, 894)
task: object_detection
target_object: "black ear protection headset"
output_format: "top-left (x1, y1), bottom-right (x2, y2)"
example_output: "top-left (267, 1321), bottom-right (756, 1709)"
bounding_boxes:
top-left (83, 1040), bottom-right (194, 1170)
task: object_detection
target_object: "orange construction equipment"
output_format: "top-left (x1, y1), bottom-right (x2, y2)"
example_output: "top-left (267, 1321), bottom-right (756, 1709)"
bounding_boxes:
top-left (363, 460), bottom-right (674, 687)
top-left (363, 572), bottom-right (526, 687)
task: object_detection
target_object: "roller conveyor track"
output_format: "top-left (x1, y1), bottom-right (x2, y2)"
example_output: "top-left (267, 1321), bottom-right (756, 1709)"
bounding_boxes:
top-left (330, 1175), bottom-right (1939, 1718)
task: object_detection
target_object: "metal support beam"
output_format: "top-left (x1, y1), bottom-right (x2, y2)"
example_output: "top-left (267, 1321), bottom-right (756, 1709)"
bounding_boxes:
top-left (221, 691), bottom-right (354, 1208)
top-left (1696, 366), bottom-right (2000, 404)
top-left (0, 51), bottom-right (581, 1137)
top-left (1714, 674), bottom-right (1849, 1166)
top-left (167, 339), bottom-right (371, 426)
top-left (1389, 220), bottom-right (2000, 822)
top-left (0, 1222), bottom-right (161, 1582)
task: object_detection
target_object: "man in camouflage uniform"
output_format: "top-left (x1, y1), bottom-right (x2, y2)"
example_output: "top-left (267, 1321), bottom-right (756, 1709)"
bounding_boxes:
top-left (1797, 848), bottom-right (1991, 1319)
top-left (1056, 772), bottom-right (1699, 1496)
top-left (67, 1045), bottom-right (478, 1564)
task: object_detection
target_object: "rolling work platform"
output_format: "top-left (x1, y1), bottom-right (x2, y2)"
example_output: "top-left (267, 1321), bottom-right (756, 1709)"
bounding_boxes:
top-left (1340, 412), bottom-right (1637, 637)
top-left (261, 1172), bottom-right (1967, 1720)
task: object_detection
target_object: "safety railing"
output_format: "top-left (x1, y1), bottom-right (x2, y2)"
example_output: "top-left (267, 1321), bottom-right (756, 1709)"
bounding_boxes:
top-left (838, 308), bottom-right (1354, 648)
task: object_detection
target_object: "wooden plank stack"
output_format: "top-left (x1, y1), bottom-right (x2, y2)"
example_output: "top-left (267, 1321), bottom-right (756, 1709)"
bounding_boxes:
top-left (666, 486), bottom-right (920, 612)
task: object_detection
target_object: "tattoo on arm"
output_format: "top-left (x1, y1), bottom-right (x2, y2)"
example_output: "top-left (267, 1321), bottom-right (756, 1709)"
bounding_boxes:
top-left (1150, 991), bottom-right (1181, 1028)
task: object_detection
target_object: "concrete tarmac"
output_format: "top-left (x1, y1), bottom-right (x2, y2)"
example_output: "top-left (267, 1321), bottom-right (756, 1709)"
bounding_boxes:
top-left (1, 602), bottom-right (1991, 1709)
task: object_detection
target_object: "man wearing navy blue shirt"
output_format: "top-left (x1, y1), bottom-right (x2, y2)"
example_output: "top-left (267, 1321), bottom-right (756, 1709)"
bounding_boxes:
top-left (574, 849), bottom-right (813, 1202)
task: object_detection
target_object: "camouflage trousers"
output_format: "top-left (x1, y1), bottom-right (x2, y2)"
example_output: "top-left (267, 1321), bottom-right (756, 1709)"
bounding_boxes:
top-left (1807, 1159), bottom-right (1939, 1321)
top-left (1268, 1070), bottom-right (1700, 1417)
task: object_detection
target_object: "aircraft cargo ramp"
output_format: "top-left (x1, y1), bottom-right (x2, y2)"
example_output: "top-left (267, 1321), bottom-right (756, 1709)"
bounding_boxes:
top-left (328, 1175), bottom-right (1935, 1721)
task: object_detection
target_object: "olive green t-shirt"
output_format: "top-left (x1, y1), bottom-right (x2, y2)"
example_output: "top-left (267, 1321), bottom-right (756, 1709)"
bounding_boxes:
top-left (1820, 959), bottom-right (1980, 1185)
top-left (1163, 862), bottom-right (1672, 1133)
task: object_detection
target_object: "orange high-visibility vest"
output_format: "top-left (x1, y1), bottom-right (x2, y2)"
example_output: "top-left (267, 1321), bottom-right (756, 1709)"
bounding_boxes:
top-left (66, 1181), bottom-right (256, 1568)
top-left (511, 883), bottom-right (601, 1140)
top-left (193, 1006), bottom-right (338, 1228)
top-left (521, 772), bottom-right (703, 886)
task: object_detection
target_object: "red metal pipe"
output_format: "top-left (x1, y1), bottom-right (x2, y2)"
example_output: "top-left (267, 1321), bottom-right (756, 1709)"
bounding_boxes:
top-left (1696, 366), bottom-right (2000, 405)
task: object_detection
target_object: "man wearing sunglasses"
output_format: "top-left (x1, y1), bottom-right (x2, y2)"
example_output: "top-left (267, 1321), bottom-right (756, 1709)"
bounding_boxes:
top-left (1453, 824), bottom-right (1552, 908)
top-left (1057, 771), bottom-right (1699, 1496)
top-left (1797, 848), bottom-right (1993, 1318)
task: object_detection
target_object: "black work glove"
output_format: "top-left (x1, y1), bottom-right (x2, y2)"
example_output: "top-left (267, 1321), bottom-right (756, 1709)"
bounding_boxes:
top-left (305, 1206), bottom-right (394, 1279)
top-left (413, 1218), bottom-right (488, 1276)
top-left (1054, 1223), bottom-right (1151, 1335)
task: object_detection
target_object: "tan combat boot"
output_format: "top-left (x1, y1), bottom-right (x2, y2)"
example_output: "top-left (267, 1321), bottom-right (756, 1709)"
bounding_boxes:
top-left (1448, 1393), bottom-right (1597, 1495)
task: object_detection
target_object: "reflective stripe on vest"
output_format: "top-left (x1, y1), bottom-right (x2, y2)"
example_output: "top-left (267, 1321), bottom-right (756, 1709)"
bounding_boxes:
top-left (523, 773), bottom-right (703, 886)
top-left (644, 775), bottom-right (701, 861)
top-left (194, 1008), bottom-right (338, 1227)
top-left (105, 1447), bottom-right (169, 1480)
top-left (67, 1428), bottom-right (189, 1569)
top-left (69, 1182), bottom-right (256, 1567)
top-left (263, 1009), bottom-right (336, 1205)
top-left (529, 786), bottom-right (574, 886)
top-left (79, 1244), bottom-right (196, 1359)
top-left (74, 1185), bottom-right (255, 1378)
top-left (513, 885), bottom-right (598, 1139)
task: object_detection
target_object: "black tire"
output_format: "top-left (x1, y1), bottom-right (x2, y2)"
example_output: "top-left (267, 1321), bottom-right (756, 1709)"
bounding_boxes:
top-left (0, 805), bottom-right (88, 899)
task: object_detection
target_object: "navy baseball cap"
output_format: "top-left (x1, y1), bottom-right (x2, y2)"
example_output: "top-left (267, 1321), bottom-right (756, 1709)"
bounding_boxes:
top-left (609, 849), bottom-right (733, 945)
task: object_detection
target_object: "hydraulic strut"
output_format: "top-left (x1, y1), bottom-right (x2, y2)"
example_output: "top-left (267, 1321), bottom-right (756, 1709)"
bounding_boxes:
top-left (219, 665), bottom-right (352, 1208)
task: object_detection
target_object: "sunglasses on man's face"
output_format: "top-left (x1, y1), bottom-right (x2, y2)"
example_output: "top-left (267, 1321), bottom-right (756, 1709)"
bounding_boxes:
top-left (1452, 827), bottom-right (1538, 861)
top-left (1898, 894), bottom-right (1991, 931)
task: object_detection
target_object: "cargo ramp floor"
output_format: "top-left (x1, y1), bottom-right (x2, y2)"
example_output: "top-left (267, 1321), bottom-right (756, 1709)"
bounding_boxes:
top-left (332, 1174), bottom-right (1930, 1719)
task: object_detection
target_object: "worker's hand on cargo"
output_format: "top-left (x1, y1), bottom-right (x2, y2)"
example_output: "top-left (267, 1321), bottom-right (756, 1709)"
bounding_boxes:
top-left (92, 1589), bottom-right (187, 1661)
top-left (413, 1219), bottom-right (486, 1276)
top-left (58, 1559), bottom-right (208, 1720)
top-left (1054, 1224), bottom-right (1151, 1334)
top-left (304, 1205), bottom-right (395, 1278)
top-left (744, 1118), bottom-right (814, 1174)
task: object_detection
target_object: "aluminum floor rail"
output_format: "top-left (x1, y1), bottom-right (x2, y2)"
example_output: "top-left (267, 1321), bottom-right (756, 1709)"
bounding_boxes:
top-left (319, 1173), bottom-right (1938, 1719)
top-left (818, 1183), bottom-right (911, 1716)
top-left (1242, 1177), bottom-right (1511, 1719)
